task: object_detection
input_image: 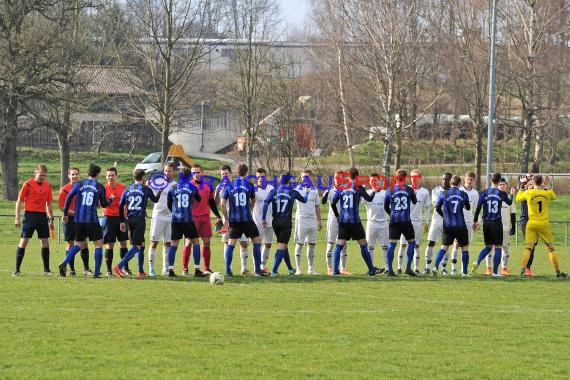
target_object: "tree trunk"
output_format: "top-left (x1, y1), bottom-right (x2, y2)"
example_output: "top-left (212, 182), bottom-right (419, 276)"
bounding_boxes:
top-left (337, 47), bottom-right (354, 167)
top-left (1, 98), bottom-right (19, 200)
top-left (519, 113), bottom-right (533, 174)
top-left (532, 123), bottom-right (543, 171)
top-left (382, 127), bottom-right (392, 177)
top-left (57, 130), bottom-right (71, 188)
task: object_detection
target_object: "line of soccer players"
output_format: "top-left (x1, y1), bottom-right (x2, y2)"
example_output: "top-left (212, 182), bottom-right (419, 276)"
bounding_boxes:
top-left (11, 163), bottom-right (567, 278)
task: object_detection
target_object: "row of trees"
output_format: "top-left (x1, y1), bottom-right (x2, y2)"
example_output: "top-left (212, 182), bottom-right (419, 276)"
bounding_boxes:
top-left (1, 0), bottom-right (569, 200)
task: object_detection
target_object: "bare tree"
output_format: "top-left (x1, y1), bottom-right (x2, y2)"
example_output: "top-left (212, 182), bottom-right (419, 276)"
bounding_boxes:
top-left (123, 0), bottom-right (217, 163)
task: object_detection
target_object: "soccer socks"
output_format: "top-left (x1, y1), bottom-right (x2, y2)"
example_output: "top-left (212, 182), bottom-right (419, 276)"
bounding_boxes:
top-left (202, 246), bottom-right (211, 271)
top-left (224, 244), bottom-right (235, 274)
top-left (369, 246), bottom-right (375, 267)
top-left (119, 246), bottom-right (139, 269)
top-left (253, 243), bottom-right (262, 273)
top-left (283, 250), bottom-right (294, 271)
top-left (294, 244), bottom-right (303, 271)
top-left (450, 248), bottom-right (458, 272)
top-left (340, 245), bottom-right (348, 270)
top-left (414, 247), bottom-right (420, 271)
top-left (485, 252), bottom-right (492, 270)
top-left (68, 251), bottom-right (76, 272)
top-left (105, 249), bottom-right (114, 273)
top-left (405, 241), bottom-right (416, 271)
top-left (162, 247), bottom-right (169, 273)
top-left (492, 247), bottom-right (502, 274)
top-left (261, 245), bottom-right (270, 269)
top-left (272, 249), bottom-right (285, 273)
top-left (181, 245), bottom-right (190, 271)
top-left (382, 246), bottom-right (388, 269)
top-left (527, 248), bottom-right (535, 269)
top-left (80, 248), bottom-right (90, 270)
top-left (520, 246), bottom-right (533, 269)
top-left (332, 244), bottom-right (343, 274)
top-left (325, 243), bottom-right (333, 269)
top-left (461, 251), bottom-right (469, 274)
top-left (120, 247), bottom-right (130, 272)
top-left (434, 248), bottom-right (446, 269)
top-left (425, 245), bottom-right (434, 270)
top-left (15, 247), bottom-right (25, 272)
top-left (476, 246), bottom-right (492, 266)
top-left (359, 244), bottom-right (373, 270)
top-left (307, 244), bottom-right (316, 271)
top-left (397, 244), bottom-right (405, 270)
top-left (192, 244), bottom-right (201, 269)
top-left (386, 242), bottom-right (397, 273)
top-left (41, 247), bottom-right (50, 273)
top-left (93, 247), bottom-right (103, 276)
top-left (548, 251), bottom-right (560, 272)
top-left (148, 247), bottom-right (156, 272)
top-left (501, 245), bottom-right (510, 269)
top-left (240, 246), bottom-right (248, 271)
top-left (137, 248), bottom-right (144, 273)
top-left (61, 245), bottom-right (81, 266)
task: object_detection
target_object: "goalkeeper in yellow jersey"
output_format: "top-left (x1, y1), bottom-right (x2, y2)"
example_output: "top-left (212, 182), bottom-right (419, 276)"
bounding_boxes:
top-left (515, 175), bottom-right (567, 278)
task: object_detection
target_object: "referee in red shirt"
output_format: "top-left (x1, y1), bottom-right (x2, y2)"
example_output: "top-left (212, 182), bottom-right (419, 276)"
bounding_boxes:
top-left (13, 164), bottom-right (55, 276)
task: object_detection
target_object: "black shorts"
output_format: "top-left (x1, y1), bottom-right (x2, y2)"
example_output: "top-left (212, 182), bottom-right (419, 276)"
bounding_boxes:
top-left (442, 226), bottom-right (469, 247)
top-left (338, 222), bottom-right (366, 241)
top-left (127, 217), bottom-right (146, 246)
top-left (21, 212), bottom-right (50, 239)
top-left (171, 222), bottom-right (199, 241)
top-left (228, 221), bottom-right (259, 240)
top-left (75, 222), bottom-right (103, 242)
top-left (272, 218), bottom-right (293, 244)
top-left (103, 216), bottom-right (129, 244)
top-left (483, 219), bottom-right (503, 246)
top-left (63, 219), bottom-right (76, 242)
top-left (389, 221), bottom-right (415, 241)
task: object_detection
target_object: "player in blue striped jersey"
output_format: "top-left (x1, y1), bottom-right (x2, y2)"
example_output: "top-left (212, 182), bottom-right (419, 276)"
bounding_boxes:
top-left (113, 169), bottom-right (161, 278)
top-left (471, 172), bottom-right (514, 277)
top-left (330, 167), bottom-right (382, 276)
top-left (383, 169), bottom-right (418, 276)
top-left (262, 173), bottom-right (309, 275)
top-left (432, 175), bottom-right (471, 276)
top-left (59, 164), bottom-right (114, 277)
top-left (220, 164), bottom-right (269, 277)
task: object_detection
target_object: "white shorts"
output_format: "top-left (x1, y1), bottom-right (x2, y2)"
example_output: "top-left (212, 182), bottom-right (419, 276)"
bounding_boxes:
top-left (256, 225), bottom-right (274, 244)
top-left (221, 232), bottom-right (249, 243)
top-left (366, 220), bottom-right (389, 248)
top-left (427, 219), bottom-right (443, 243)
top-left (400, 221), bottom-right (423, 245)
top-left (295, 221), bottom-right (317, 244)
top-left (325, 216), bottom-right (338, 243)
top-left (149, 218), bottom-right (172, 243)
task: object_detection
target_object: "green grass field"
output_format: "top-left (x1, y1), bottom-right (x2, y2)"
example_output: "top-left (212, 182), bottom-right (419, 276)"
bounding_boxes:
top-left (1, 149), bottom-right (570, 379)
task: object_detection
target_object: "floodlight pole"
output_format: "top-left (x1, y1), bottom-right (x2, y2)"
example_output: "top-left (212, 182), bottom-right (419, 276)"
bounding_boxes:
top-left (486, 0), bottom-right (498, 188)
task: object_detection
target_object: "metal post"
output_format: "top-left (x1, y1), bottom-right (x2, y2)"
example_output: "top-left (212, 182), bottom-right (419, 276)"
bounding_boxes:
top-left (486, 0), bottom-right (498, 187)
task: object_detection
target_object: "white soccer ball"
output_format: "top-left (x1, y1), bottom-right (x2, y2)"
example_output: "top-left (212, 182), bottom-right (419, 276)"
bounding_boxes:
top-left (209, 272), bottom-right (224, 285)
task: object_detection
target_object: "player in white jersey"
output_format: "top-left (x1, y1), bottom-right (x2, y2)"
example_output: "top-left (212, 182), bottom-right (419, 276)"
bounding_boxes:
top-left (364, 174), bottom-right (389, 271)
top-left (322, 172), bottom-right (349, 275)
top-left (448, 171), bottom-right (479, 275)
top-left (498, 177), bottom-right (516, 276)
top-left (397, 169), bottom-right (430, 273)
top-left (293, 170), bottom-right (322, 275)
top-left (253, 168), bottom-right (274, 273)
top-left (148, 162), bottom-right (177, 277)
top-left (214, 164), bottom-right (250, 274)
top-left (424, 172), bottom-right (452, 274)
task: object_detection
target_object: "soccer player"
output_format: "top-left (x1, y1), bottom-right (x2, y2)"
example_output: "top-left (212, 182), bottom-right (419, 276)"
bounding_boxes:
top-left (424, 172), bottom-right (452, 274)
top-left (252, 168), bottom-right (274, 273)
top-left (471, 172), bottom-right (514, 277)
top-left (364, 173), bottom-right (388, 272)
top-left (498, 177), bottom-right (516, 276)
top-left (293, 170), bottom-right (322, 275)
top-left (13, 164), bottom-right (55, 276)
top-left (262, 173), bottom-right (309, 275)
top-left (330, 167), bottom-right (382, 276)
top-left (113, 169), bottom-right (161, 278)
top-left (515, 175), bottom-right (567, 278)
top-left (220, 163), bottom-right (269, 277)
top-left (102, 167), bottom-right (129, 277)
top-left (397, 169), bottom-right (430, 274)
top-left (180, 163), bottom-right (221, 277)
top-left (384, 169), bottom-right (418, 276)
top-left (214, 164), bottom-right (250, 274)
top-left (431, 175), bottom-right (471, 276)
top-left (322, 172), bottom-right (349, 275)
top-left (148, 162), bottom-right (177, 277)
top-left (59, 164), bottom-right (114, 278)
top-left (58, 167), bottom-right (83, 276)
top-left (518, 175), bottom-right (536, 276)
top-left (448, 171), bottom-right (479, 275)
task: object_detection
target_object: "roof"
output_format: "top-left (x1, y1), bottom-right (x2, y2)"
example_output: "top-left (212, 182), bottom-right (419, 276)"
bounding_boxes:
top-left (75, 66), bottom-right (142, 96)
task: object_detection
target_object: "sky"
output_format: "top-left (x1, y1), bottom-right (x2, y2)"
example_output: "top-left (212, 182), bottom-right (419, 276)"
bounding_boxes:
top-left (277, 0), bottom-right (309, 28)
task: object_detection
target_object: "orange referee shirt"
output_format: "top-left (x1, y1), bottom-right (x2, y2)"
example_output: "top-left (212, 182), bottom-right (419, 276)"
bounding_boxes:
top-left (58, 182), bottom-right (76, 214)
top-left (19, 179), bottom-right (53, 213)
top-left (103, 182), bottom-right (125, 217)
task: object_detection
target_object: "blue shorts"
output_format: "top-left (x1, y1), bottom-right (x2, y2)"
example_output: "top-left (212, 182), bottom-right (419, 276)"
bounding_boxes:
top-left (21, 212), bottom-right (50, 239)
